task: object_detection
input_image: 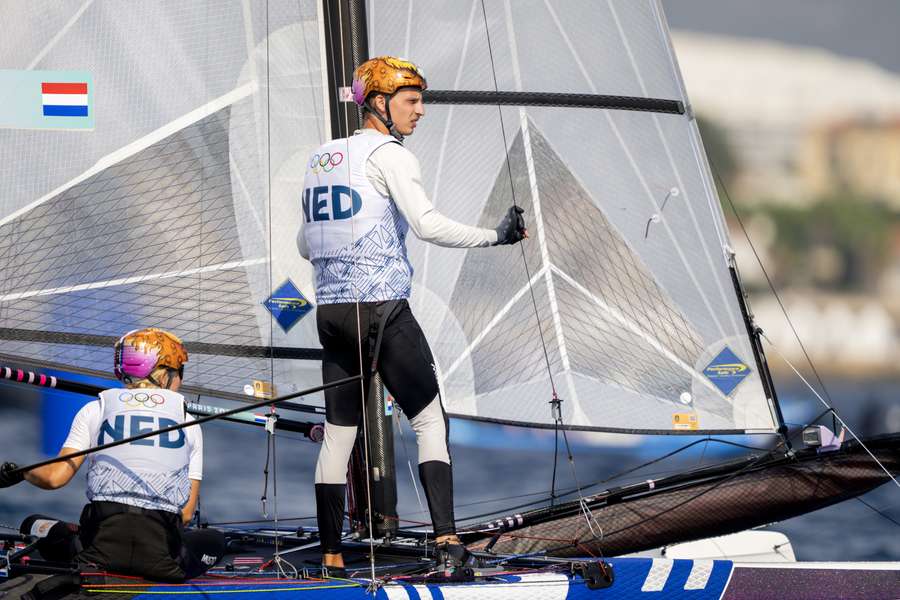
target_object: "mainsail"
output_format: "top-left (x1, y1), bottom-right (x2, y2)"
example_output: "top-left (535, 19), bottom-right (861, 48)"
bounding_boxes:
top-left (1, 1), bottom-right (776, 436)
top-left (369, 0), bottom-right (777, 433)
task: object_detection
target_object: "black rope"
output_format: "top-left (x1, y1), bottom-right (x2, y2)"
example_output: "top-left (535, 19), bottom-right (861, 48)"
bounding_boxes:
top-left (477, 0), bottom-right (578, 514)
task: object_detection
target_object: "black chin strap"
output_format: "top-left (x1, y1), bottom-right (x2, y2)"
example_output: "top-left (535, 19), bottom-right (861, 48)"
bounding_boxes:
top-left (372, 93), bottom-right (404, 141)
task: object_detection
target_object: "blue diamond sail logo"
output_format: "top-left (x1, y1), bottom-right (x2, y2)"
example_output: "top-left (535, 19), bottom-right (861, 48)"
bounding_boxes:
top-left (703, 346), bottom-right (752, 396)
top-left (263, 279), bottom-right (313, 333)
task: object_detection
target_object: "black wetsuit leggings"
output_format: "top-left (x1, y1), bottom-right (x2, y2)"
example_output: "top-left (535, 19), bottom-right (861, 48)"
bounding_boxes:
top-left (315, 300), bottom-right (455, 553)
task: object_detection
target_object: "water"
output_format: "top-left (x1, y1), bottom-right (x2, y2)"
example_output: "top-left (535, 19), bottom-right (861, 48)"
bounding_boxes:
top-left (1, 379), bottom-right (899, 562)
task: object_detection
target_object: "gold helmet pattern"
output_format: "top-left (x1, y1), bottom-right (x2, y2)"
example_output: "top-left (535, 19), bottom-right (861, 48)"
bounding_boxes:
top-left (351, 56), bottom-right (427, 106)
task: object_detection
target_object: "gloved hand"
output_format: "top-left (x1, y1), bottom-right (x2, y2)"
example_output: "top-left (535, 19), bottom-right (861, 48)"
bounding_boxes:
top-left (0, 462), bottom-right (24, 488)
top-left (494, 206), bottom-right (527, 245)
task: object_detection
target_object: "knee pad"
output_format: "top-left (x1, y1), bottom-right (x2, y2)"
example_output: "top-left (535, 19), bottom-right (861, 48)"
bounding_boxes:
top-left (314, 422), bottom-right (358, 484)
top-left (408, 398), bottom-right (450, 465)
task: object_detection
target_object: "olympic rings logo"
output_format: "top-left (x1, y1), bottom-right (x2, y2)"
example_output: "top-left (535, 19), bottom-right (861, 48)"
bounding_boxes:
top-left (118, 391), bottom-right (166, 408)
top-left (309, 152), bottom-right (343, 174)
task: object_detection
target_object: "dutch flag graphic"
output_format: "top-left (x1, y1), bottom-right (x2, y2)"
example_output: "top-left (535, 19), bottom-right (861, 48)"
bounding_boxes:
top-left (41, 82), bottom-right (89, 117)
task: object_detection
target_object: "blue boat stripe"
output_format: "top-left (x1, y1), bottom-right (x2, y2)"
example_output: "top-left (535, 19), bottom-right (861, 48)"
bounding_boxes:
top-left (426, 584), bottom-right (444, 600)
top-left (402, 584), bottom-right (420, 600)
top-left (42, 105), bottom-right (89, 117)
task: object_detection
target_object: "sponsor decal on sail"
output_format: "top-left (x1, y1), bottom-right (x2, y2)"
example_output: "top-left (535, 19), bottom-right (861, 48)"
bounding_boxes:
top-left (672, 412), bottom-right (699, 431)
top-left (703, 347), bottom-right (751, 396)
top-left (263, 279), bottom-right (313, 332)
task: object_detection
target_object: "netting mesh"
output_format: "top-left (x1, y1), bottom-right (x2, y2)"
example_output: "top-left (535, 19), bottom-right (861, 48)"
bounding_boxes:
top-left (466, 435), bottom-right (900, 557)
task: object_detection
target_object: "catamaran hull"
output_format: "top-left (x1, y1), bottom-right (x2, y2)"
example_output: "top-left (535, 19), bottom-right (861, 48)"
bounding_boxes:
top-left (466, 434), bottom-right (900, 559)
top-left (4, 559), bottom-right (899, 599)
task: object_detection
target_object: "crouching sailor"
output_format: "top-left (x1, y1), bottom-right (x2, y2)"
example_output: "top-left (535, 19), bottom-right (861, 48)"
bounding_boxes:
top-left (0, 328), bottom-right (224, 582)
top-left (299, 56), bottom-right (527, 576)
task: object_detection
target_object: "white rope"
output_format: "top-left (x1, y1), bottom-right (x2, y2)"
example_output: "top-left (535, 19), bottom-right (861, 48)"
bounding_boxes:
top-left (761, 332), bottom-right (900, 491)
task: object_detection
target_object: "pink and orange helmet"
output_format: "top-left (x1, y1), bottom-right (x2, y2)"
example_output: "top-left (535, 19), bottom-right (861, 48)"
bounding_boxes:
top-left (114, 328), bottom-right (188, 382)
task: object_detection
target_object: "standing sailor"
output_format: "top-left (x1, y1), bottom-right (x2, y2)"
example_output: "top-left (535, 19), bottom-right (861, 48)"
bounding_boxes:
top-left (299, 56), bottom-right (527, 574)
top-left (0, 328), bottom-right (224, 582)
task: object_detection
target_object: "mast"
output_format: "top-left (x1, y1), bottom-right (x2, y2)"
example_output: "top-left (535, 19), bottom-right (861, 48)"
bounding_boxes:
top-left (728, 263), bottom-right (791, 448)
top-left (320, 0), bottom-right (399, 541)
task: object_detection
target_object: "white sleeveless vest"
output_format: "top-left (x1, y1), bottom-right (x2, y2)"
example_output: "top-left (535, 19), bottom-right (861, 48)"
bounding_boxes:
top-left (86, 388), bottom-right (191, 514)
top-left (301, 132), bottom-right (413, 303)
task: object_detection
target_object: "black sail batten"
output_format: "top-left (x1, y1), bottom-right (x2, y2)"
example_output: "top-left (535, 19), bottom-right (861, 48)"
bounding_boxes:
top-left (422, 90), bottom-right (685, 114)
top-left (0, 327), bottom-right (323, 361)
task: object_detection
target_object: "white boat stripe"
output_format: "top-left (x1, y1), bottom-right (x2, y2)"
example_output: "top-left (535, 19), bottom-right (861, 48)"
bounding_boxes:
top-left (684, 559), bottom-right (714, 590)
top-left (41, 93), bottom-right (88, 106)
top-left (412, 584), bottom-right (432, 599)
top-left (641, 558), bottom-right (674, 592)
top-left (381, 585), bottom-right (409, 600)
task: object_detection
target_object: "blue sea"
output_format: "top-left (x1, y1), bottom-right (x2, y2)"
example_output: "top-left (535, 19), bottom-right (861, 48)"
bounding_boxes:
top-left (1, 377), bottom-right (899, 562)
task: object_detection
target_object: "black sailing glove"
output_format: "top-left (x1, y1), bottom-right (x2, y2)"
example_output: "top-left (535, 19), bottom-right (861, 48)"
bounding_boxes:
top-left (0, 462), bottom-right (24, 488)
top-left (494, 206), bottom-right (527, 245)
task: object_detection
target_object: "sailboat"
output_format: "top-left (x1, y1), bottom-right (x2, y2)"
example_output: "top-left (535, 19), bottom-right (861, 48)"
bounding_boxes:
top-left (1, 0), bottom-right (899, 598)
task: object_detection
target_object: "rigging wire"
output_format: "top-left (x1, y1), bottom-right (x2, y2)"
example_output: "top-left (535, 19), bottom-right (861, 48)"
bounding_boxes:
top-left (763, 335), bottom-right (900, 491)
top-left (262, 3), bottom-right (291, 577)
top-left (710, 162), bottom-right (836, 408)
top-left (331, 1), bottom-right (378, 584)
top-left (206, 516), bottom-right (316, 527)
top-left (446, 438), bottom-right (777, 526)
top-left (476, 0), bottom-right (596, 534)
top-left (710, 156), bottom-right (900, 493)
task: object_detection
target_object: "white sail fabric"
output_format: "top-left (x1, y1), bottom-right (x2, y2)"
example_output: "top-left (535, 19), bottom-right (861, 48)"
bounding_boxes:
top-left (0, 0), bottom-right (777, 433)
top-left (368, 0), bottom-right (777, 433)
top-left (0, 0), bottom-right (327, 400)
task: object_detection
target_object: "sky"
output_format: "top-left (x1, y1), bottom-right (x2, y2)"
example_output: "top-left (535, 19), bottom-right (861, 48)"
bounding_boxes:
top-left (662, 0), bottom-right (900, 75)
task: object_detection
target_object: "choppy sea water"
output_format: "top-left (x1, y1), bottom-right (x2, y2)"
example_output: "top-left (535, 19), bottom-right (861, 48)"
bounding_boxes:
top-left (1, 378), bottom-right (899, 562)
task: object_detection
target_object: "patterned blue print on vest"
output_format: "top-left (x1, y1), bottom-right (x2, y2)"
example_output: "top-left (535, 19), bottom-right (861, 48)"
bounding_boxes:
top-left (303, 186), bottom-right (363, 222)
top-left (315, 204), bottom-right (412, 303)
top-left (87, 389), bottom-right (192, 513)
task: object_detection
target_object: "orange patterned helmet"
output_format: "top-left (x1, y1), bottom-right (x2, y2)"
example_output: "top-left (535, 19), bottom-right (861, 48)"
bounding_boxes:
top-left (351, 56), bottom-right (427, 106)
top-left (114, 327), bottom-right (188, 382)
